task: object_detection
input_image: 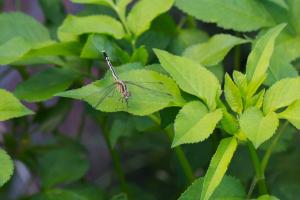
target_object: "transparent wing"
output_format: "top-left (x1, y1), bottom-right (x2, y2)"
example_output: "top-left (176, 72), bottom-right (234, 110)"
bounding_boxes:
top-left (124, 81), bottom-right (172, 97)
top-left (82, 83), bottom-right (117, 108)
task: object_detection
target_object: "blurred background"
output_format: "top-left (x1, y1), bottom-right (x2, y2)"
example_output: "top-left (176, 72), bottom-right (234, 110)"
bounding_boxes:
top-left (0, 0), bottom-right (300, 200)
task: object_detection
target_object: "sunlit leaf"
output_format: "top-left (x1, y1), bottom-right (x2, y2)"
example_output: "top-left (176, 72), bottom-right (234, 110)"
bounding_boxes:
top-left (0, 149), bottom-right (14, 187)
top-left (201, 137), bottom-right (238, 200)
top-left (175, 0), bottom-right (274, 31)
top-left (246, 24), bottom-right (286, 98)
top-left (224, 73), bottom-right (243, 114)
top-left (0, 89), bottom-right (34, 121)
top-left (58, 69), bottom-right (184, 116)
top-left (183, 34), bottom-right (247, 66)
top-left (173, 101), bottom-right (222, 147)
top-left (178, 175), bottom-right (245, 200)
top-left (127, 0), bottom-right (174, 37)
top-left (58, 15), bottom-right (125, 41)
top-left (263, 77), bottom-right (300, 113)
top-left (154, 49), bottom-right (221, 110)
top-left (239, 107), bottom-right (279, 148)
top-left (233, 70), bottom-right (248, 98)
top-left (279, 100), bottom-right (300, 129)
top-left (0, 37), bottom-right (31, 65)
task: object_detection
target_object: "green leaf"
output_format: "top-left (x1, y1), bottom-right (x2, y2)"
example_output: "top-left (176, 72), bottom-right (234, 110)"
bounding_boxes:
top-left (130, 46), bottom-right (148, 65)
top-left (0, 12), bottom-right (52, 64)
top-left (58, 15), bottom-right (125, 41)
top-left (0, 37), bottom-right (31, 65)
top-left (233, 70), bottom-right (248, 97)
top-left (116, 0), bottom-right (132, 21)
top-left (263, 77), bottom-right (300, 113)
top-left (81, 34), bottom-right (130, 63)
top-left (25, 41), bottom-right (81, 57)
top-left (71, 0), bottom-right (114, 7)
top-left (58, 69), bottom-right (184, 116)
top-left (154, 49), bottom-right (221, 110)
top-left (31, 188), bottom-right (88, 200)
top-left (245, 24), bottom-right (286, 98)
top-left (0, 149), bottom-right (14, 187)
top-left (220, 108), bottom-right (239, 135)
top-left (246, 89), bottom-right (265, 109)
top-left (37, 147), bottom-right (89, 188)
top-left (173, 101), bottom-right (222, 147)
top-left (127, 0), bottom-right (174, 37)
top-left (110, 115), bottom-right (135, 147)
top-left (0, 12), bottom-right (51, 46)
top-left (39, 0), bottom-right (65, 26)
top-left (239, 107), bottom-right (279, 148)
top-left (111, 193), bottom-right (128, 200)
top-left (257, 195), bottom-right (280, 200)
top-left (260, 122), bottom-right (296, 153)
top-left (200, 137), bottom-right (238, 200)
top-left (14, 68), bottom-right (78, 102)
top-left (265, 50), bottom-right (298, 86)
top-left (67, 184), bottom-right (106, 200)
top-left (279, 100), bottom-right (300, 129)
top-left (267, 0), bottom-right (288, 9)
top-left (175, 0), bottom-right (274, 32)
top-left (287, 0), bottom-right (300, 34)
top-left (224, 73), bottom-right (243, 114)
top-left (178, 175), bottom-right (245, 200)
top-left (136, 13), bottom-right (176, 52)
top-left (183, 34), bottom-right (247, 66)
top-left (207, 64), bottom-right (224, 85)
top-left (169, 28), bottom-right (209, 55)
top-left (0, 89), bottom-right (34, 121)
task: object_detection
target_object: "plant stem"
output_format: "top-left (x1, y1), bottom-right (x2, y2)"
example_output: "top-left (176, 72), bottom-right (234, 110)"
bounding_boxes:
top-left (165, 126), bottom-right (194, 183)
top-left (76, 113), bottom-right (86, 141)
top-left (234, 44), bottom-right (241, 71)
top-left (247, 141), bottom-right (267, 195)
top-left (261, 120), bottom-right (289, 172)
top-left (102, 119), bottom-right (129, 195)
top-left (14, 65), bottom-right (29, 80)
top-left (149, 114), bottom-right (194, 184)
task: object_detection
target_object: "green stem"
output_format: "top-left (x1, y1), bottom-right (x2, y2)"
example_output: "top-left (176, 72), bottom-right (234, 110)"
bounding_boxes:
top-left (102, 119), bottom-right (129, 195)
top-left (261, 121), bottom-right (289, 172)
top-left (149, 114), bottom-right (194, 184)
top-left (247, 141), bottom-right (267, 195)
top-left (186, 16), bottom-right (197, 29)
top-left (234, 44), bottom-right (241, 71)
top-left (76, 114), bottom-right (86, 141)
top-left (14, 65), bottom-right (29, 80)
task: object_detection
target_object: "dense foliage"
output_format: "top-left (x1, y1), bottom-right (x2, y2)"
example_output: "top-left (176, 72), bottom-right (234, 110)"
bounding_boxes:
top-left (0, 0), bottom-right (300, 199)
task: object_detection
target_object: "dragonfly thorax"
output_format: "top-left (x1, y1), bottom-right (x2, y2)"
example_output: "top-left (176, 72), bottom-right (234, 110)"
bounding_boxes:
top-left (116, 80), bottom-right (131, 100)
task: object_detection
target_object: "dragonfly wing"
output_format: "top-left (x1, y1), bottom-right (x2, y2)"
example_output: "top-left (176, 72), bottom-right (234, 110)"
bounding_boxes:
top-left (94, 87), bottom-right (116, 109)
top-left (125, 81), bottom-right (172, 97)
top-left (82, 83), bottom-right (116, 108)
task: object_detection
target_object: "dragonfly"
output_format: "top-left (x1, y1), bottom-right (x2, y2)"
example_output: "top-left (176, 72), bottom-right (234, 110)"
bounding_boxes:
top-left (83, 50), bottom-right (172, 111)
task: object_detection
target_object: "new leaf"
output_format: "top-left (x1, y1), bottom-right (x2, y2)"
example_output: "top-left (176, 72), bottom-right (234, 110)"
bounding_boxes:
top-left (154, 49), bottom-right (221, 110)
top-left (201, 137), bottom-right (238, 200)
top-left (173, 101), bottom-right (222, 147)
top-left (239, 107), bottom-right (279, 148)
